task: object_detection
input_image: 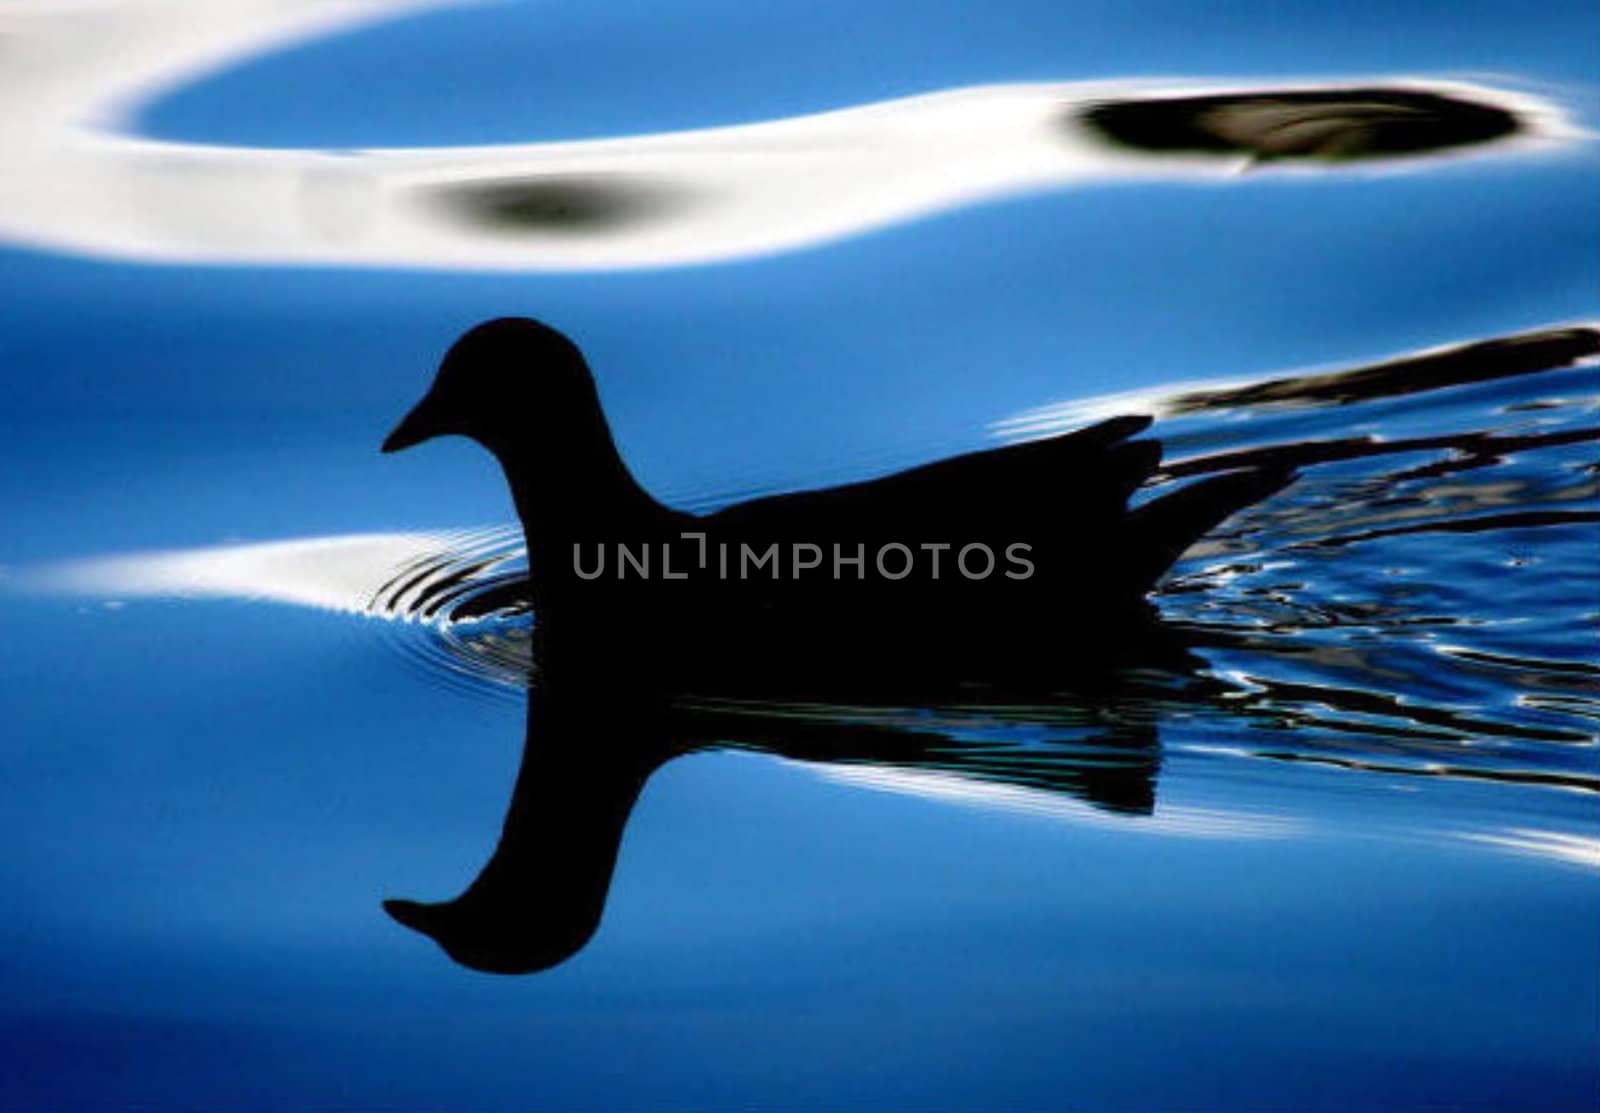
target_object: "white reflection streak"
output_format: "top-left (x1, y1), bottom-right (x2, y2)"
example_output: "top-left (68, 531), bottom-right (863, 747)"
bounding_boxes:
top-left (991, 376), bottom-right (1242, 439)
top-left (1462, 828), bottom-right (1600, 870)
top-left (0, 0), bottom-right (1573, 270)
top-left (811, 762), bottom-right (1302, 838)
top-left (32, 532), bottom-right (455, 615)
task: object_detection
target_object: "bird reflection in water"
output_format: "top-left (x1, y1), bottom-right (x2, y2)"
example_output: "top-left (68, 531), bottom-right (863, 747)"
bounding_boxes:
top-left (382, 666), bottom-right (1173, 975)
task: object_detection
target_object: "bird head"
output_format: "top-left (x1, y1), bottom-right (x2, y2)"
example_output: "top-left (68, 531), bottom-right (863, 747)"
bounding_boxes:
top-left (382, 317), bottom-right (599, 456)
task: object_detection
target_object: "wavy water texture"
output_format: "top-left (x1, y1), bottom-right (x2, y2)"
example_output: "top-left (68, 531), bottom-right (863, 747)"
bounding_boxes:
top-left (0, 0), bottom-right (1579, 269)
top-left (28, 325), bottom-right (1599, 832)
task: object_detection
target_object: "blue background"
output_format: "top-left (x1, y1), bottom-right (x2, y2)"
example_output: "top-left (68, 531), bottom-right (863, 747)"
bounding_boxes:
top-left (2, 1), bottom-right (1597, 1108)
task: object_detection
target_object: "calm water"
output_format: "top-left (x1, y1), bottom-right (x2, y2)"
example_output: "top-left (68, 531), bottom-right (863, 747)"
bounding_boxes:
top-left (2, 1), bottom-right (1598, 1110)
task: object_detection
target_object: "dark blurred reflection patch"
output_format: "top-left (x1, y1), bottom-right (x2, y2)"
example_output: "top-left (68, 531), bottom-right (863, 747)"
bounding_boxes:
top-left (0, 0), bottom-right (1573, 271)
top-left (432, 175), bottom-right (690, 235)
top-left (1076, 86), bottom-right (1527, 162)
top-left (1159, 327), bottom-right (1600, 413)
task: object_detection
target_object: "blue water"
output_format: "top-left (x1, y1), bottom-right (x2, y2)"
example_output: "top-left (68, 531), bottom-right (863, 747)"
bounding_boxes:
top-left (2, 1), bottom-right (1598, 1110)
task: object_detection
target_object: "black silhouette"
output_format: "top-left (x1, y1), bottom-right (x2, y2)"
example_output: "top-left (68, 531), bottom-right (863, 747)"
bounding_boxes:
top-left (382, 661), bottom-right (1166, 974)
top-left (375, 316), bottom-right (1299, 973)
top-left (384, 673), bottom-right (674, 975)
top-left (374, 318), bottom-right (1600, 974)
top-left (382, 317), bottom-right (1293, 690)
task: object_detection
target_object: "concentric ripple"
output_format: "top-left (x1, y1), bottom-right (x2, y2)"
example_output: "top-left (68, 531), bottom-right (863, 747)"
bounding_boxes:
top-left (365, 524), bottom-right (532, 698)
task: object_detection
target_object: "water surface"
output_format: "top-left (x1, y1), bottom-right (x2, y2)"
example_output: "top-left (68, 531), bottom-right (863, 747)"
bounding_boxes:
top-left (1, 1), bottom-right (1597, 1110)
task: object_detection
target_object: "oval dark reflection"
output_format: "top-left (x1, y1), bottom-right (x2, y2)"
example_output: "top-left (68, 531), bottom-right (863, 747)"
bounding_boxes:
top-left (435, 174), bottom-right (687, 234)
top-left (1075, 87), bottom-right (1525, 162)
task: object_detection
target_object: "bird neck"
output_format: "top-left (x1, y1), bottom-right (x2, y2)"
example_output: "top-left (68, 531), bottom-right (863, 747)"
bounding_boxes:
top-left (482, 418), bottom-right (666, 563)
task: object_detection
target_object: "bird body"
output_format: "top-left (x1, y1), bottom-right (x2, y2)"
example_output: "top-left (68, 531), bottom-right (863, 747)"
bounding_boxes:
top-left (385, 318), bottom-right (1292, 690)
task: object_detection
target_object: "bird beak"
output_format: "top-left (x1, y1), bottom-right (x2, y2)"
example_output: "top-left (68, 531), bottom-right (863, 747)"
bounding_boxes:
top-left (382, 897), bottom-right (440, 936)
top-left (382, 396), bottom-right (441, 454)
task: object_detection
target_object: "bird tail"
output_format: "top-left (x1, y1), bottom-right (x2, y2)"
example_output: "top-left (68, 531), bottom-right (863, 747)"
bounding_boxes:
top-left (1121, 464), bottom-right (1296, 592)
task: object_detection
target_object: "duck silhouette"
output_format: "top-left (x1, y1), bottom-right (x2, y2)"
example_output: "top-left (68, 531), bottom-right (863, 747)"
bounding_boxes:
top-left (382, 317), bottom-right (1294, 690)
